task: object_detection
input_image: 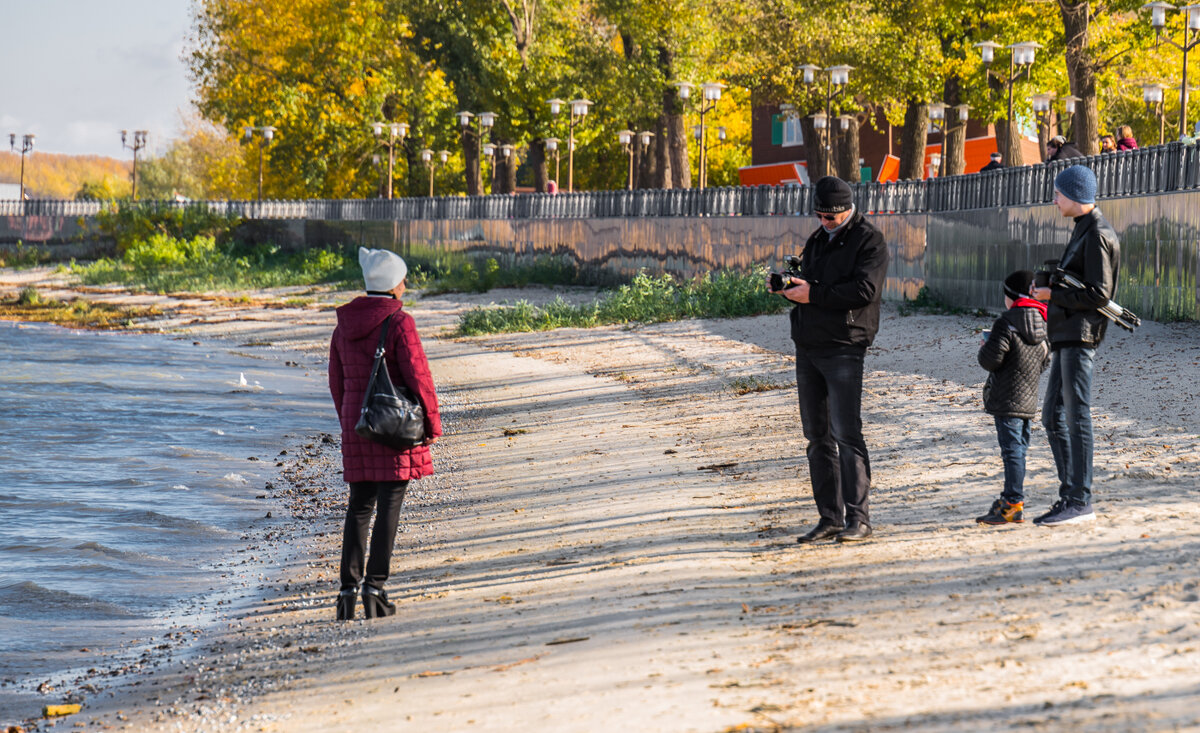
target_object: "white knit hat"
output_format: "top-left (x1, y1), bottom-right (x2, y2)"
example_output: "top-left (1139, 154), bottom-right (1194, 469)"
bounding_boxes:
top-left (358, 247), bottom-right (408, 292)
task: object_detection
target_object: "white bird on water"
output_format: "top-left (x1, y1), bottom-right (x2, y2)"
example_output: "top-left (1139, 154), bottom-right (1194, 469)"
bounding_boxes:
top-left (238, 372), bottom-right (248, 387)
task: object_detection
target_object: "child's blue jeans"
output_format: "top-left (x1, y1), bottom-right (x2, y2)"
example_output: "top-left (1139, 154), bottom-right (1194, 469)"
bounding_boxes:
top-left (995, 415), bottom-right (1031, 504)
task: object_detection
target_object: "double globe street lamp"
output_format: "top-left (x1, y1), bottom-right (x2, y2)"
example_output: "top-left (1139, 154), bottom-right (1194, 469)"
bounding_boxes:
top-left (120, 129), bottom-right (149, 200)
top-left (673, 81), bottom-right (726, 189)
top-left (617, 130), bottom-right (654, 190)
top-left (1141, 2), bottom-right (1200, 139)
top-left (795, 64), bottom-right (851, 180)
top-left (371, 122), bottom-right (408, 199)
top-left (548, 98), bottom-right (591, 192)
top-left (975, 40), bottom-right (1041, 165)
top-left (420, 148), bottom-right (450, 197)
top-left (8, 133), bottom-right (35, 207)
top-left (456, 111), bottom-right (497, 194)
top-left (928, 102), bottom-right (969, 176)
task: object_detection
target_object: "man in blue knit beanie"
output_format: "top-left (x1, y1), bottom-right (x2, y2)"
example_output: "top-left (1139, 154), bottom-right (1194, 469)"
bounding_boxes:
top-left (1031, 164), bottom-right (1121, 526)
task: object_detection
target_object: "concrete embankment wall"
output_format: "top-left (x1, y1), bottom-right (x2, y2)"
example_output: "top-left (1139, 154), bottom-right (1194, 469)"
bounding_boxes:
top-left (4, 190), bottom-right (1197, 321)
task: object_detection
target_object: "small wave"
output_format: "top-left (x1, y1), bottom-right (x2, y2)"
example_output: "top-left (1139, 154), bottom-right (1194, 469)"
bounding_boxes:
top-left (0, 580), bottom-right (138, 620)
top-left (171, 484), bottom-right (191, 491)
top-left (110, 509), bottom-right (226, 536)
top-left (72, 541), bottom-right (171, 564)
top-left (222, 473), bottom-right (248, 485)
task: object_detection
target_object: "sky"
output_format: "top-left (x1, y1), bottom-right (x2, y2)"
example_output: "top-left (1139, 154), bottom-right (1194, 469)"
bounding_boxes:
top-left (0, 1), bottom-right (194, 159)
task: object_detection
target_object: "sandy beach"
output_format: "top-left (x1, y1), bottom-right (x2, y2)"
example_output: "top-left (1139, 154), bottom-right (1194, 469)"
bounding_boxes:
top-left (3, 267), bottom-right (1200, 732)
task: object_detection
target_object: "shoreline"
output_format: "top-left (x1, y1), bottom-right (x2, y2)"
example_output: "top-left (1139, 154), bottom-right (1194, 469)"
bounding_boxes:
top-left (4, 267), bottom-right (1200, 731)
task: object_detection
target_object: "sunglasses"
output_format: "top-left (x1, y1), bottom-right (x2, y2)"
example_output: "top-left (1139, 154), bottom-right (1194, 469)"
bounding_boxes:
top-left (815, 213), bottom-right (840, 222)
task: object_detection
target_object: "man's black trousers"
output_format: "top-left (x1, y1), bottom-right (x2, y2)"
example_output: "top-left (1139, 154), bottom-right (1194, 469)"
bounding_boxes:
top-left (795, 346), bottom-right (872, 526)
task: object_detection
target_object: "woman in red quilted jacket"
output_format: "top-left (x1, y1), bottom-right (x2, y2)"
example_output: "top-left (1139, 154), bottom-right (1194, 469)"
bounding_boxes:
top-left (329, 247), bottom-right (441, 620)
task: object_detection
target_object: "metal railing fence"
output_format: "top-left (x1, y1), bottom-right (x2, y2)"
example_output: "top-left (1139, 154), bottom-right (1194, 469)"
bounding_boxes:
top-left (3, 142), bottom-right (1197, 221)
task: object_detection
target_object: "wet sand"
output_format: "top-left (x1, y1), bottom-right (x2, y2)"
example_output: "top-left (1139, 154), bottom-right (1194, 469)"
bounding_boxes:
top-left (3, 268), bottom-right (1200, 731)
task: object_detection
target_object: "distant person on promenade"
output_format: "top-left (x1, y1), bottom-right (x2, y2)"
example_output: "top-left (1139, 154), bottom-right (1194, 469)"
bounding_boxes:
top-left (1116, 126), bottom-right (1138, 151)
top-left (1046, 135), bottom-right (1084, 162)
top-left (980, 152), bottom-right (1004, 172)
top-left (1100, 134), bottom-right (1117, 153)
top-left (1031, 165), bottom-right (1120, 526)
top-left (767, 176), bottom-right (890, 544)
top-left (329, 247), bottom-right (441, 620)
top-left (975, 270), bottom-right (1050, 526)
top-left (547, 180), bottom-right (559, 194)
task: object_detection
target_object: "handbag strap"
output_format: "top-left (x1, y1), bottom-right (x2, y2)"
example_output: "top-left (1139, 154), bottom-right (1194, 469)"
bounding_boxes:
top-left (361, 314), bottom-right (393, 402)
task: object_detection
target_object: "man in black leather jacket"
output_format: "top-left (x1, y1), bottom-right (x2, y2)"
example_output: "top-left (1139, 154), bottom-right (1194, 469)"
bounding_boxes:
top-left (1032, 164), bottom-right (1120, 526)
top-left (768, 176), bottom-right (890, 544)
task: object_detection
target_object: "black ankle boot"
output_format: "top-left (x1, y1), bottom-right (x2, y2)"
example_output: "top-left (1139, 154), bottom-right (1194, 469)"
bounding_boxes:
top-left (361, 585), bottom-right (395, 619)
top-left (336, 588), bottom-right (357, 621)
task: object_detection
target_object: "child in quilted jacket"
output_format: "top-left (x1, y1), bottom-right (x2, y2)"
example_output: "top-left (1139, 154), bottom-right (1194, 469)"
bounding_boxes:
top-left (975, 270), bottom-right (1050, 525)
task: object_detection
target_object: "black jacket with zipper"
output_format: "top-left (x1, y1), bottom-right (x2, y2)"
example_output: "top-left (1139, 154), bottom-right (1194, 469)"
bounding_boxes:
top-left (1047, 207), bottom-right (1120, 348)
top-left (979, 303), bottom-right (1050, 418)
top-left (789, 210), bottom-right (890, 350)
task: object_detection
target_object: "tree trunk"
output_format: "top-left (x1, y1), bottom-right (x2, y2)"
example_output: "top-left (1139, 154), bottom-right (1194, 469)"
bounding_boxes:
top-left (461, 125), bottom-right (482, 196)
top-left (1061, 0), bottom-right (1099, 155)
top-left (801, 117), bottom-right (828, 182)
top-left (943, 77), bottom-right (967, 176)
top-left (637, 136), bottom-right (656, 189)
top-left (657, 45), bottom-right (690, 188)
top-left (654, 114), bottom-right (671, 189)
top-left (835, 116), bottom-right (861, 182)
top-left (898, 100), bottom-right (929, 180)
top-left (498, 143), bottom-right (518, 193)
top-left (531, 139), bottom-right (548, 192)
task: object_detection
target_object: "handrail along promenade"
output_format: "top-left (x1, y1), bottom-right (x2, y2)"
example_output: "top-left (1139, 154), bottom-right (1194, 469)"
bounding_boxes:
top-left (3, 142), bottom-right (1198, 220)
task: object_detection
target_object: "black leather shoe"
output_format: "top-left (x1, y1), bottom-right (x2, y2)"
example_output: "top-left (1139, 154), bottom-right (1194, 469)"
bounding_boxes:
top-left (362, 585), bottom-right (396, 618)
top-left (836, 522), bottom-right (873, 543)
top-left (335, 588), bottom-right (357, 621)
top-left (797, 521), bottom-right (845, 544)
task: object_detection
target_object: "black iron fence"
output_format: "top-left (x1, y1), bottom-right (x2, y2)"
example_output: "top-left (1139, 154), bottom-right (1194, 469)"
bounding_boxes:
top-left (4, 141), bottom-right (1198, 220)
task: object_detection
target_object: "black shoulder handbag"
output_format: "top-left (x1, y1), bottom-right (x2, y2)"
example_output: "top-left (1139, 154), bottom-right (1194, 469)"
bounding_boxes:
top-left (354, 314), bottom-right (426, 450)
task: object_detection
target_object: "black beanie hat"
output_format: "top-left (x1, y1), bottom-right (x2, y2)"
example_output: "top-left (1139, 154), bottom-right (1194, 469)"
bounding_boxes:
top-left (1003, 270), bottom-right (1034, 300)
top-left (813, 176), bottom-right (853, 213)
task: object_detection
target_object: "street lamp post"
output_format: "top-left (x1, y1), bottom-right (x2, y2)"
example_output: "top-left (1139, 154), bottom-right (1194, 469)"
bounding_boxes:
top-left (8, 133), bottom-right (35, 208)
top-left (543, 137), bottom-right (560, 188)
top-left (482, 143), bottom-right (497, 192)
top-left (976, 40), bottom-right (1041, 166)
top-left (420, 149), bottom-right (433, 196)
top-left (1031, 92), bottom-right (1055, 155)
top-left (371, 121), bottom-right (408, 199)
top-left (550, 98), bottom-right (591, 192)
top-left (696, 82), bottom-right (725, 189)
top-left (243, 126), bottom-right (277, 201)
top-left (456, 110), bottom-right (497, 194)
top-left (618, 130), bottom-right (636, 189)
top-left (120, 129), bottom-right (148, 200)
top-left (796, 64), bottom-right (851, 180)
top-left (927, 102), bottom-right (970, 176)
top-left (1143, 83), bottom-right (1169, 144)
top-left (1142, 2), bottom-right (1200, 139)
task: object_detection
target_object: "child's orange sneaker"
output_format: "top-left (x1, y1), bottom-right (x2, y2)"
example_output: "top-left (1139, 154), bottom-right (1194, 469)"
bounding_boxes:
top-left (976, 499), bottom-right (1024, 525)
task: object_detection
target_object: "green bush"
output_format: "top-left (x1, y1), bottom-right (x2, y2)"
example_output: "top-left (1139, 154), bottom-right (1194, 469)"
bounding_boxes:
top-left (0, 241), bottom-right (51, 269)
top-left (403, 247), bottom-right (581, 294)
top-left (96, 201), bottom-right (240, 254)
top-left (457, 269), bottom-right (787, 335)
top-left (75, 238), bottom-right (359, 294)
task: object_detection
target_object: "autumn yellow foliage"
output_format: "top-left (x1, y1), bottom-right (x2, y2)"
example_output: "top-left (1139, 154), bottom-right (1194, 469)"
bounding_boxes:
top-left (0, 151), bottom-right (130, 200)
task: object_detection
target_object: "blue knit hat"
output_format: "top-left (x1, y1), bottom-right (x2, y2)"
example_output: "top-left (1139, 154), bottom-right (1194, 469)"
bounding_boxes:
top-left (1054, 165), bottom-right (1097, 205)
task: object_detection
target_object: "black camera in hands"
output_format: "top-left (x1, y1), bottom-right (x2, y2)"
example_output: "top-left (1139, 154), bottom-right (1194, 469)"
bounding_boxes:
top-left (1036, 258), bottom-right (1140, 332)
top-left (768, 255), bottom-right (805, 292)
top-left (1033, 259), bottom-right (1059, 289)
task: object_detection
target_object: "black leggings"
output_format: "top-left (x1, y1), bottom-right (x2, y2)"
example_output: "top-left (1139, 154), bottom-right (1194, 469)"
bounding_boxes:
top-left (339, 480), bottom-right (409, 591)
